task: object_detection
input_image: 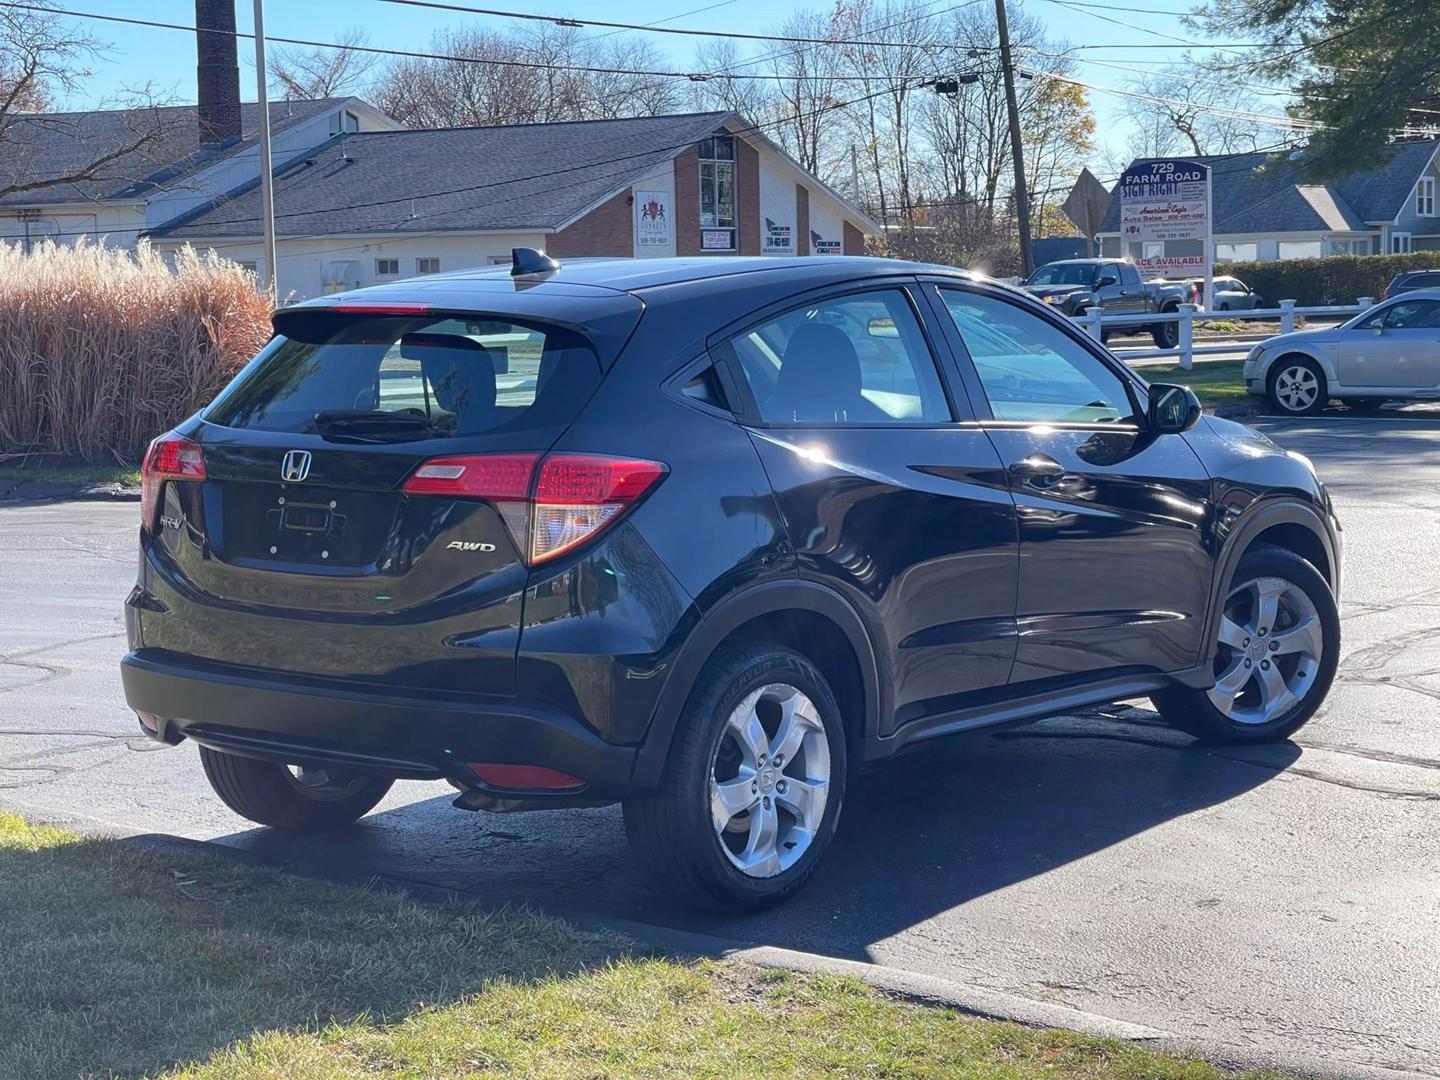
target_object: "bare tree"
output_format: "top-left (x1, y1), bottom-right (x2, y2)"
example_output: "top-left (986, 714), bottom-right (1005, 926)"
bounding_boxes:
top-left (371, 25), bottom-right (682, 129)
top-left (691, 38), bottom-right (778, 123)
top-left (762, 10), bottom-right (844, 179)
top-left (1121, 59), bottom-right (1269, 158)
top-left (1, 3), bottom-right (170, 200)
top-left (271, 27), bottom-right (377, 100)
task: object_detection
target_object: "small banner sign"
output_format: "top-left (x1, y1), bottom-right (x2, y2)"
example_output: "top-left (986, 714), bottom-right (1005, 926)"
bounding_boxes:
top-left (635, 190), bottom-right (671, 248)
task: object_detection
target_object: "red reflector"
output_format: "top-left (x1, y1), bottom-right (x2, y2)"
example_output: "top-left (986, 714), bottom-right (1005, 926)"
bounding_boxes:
top-left (535, 454), bottom-right (666, 506)
top-left (402, 453), bottom-right (539, 499)
top-left (467, 763), bottom-right (585, 790)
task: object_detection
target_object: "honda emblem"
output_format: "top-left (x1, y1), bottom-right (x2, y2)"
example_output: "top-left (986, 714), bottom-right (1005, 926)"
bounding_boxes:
top-left (281, 450), bottom-right (312, 482)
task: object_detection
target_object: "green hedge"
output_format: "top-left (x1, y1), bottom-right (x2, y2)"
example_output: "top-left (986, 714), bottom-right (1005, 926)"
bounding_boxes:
top-left (1224, 252), bottom-right (1439, 307)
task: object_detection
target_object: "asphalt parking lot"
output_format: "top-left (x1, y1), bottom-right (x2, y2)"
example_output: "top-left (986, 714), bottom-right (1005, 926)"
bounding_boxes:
top-left (3, 412), bottom-right (1438, 1078)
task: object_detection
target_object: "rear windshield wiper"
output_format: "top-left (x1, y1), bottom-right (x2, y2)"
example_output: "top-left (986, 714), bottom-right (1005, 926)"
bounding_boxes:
top-left (313, 409), bottom-right (444, 443)
top-left (314, 409), bottom-right (432, 429)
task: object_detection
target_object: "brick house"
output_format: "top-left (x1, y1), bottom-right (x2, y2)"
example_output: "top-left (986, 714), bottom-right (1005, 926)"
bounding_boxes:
top-left (148, 111), bottom-right (881, 301)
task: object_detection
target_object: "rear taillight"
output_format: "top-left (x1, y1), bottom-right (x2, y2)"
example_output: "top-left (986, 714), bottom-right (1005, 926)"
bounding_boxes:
top-left (140, 432), bottom-right (206, 533)
top-left (402, 451), bottom-right (665, 565)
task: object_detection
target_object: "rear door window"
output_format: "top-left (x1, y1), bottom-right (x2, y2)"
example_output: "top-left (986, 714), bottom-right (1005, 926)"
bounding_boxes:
top-left (718, 289), bottom-right (951, 424)
top-left (206, 313), bottom-right (600, 441)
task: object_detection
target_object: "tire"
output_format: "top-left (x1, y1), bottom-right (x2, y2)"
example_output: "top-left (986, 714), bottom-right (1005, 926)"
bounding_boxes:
top-left (1151, 545), bottom-right (1339, 744)
top-left (1266, 355), bottom-right (1327, 416)
top-left (199, 746), bottom-right (393, 831)
top-left (1152, 310), bottom-right (1179, 349)
top-left (623, 643), bottom-right (848, 912)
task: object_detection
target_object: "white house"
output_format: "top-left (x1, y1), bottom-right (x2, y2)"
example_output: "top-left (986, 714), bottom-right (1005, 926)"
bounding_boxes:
top-left (0, 97), bottom-right (398, 254)
top-left (1098, 141), bottom-right (1440, 263)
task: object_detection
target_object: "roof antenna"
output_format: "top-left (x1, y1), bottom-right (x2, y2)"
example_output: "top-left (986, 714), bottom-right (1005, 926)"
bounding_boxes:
top-left (511, 247), bottom-right (560, 276)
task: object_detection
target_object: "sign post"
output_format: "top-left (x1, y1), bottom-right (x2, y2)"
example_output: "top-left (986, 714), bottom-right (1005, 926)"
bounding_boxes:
top-left (1119, 159), bottom-right (1213, 310)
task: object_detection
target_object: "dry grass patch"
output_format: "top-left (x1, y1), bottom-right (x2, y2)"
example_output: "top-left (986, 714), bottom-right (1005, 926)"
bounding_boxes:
top-left (0, 240), bottom-right (270, 460)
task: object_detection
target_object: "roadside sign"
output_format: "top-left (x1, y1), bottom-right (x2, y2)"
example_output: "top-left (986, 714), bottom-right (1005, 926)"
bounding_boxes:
top-left (1061, 168), bottom-right (1112, 257)
top-left (1120, 158), bottom-right (1214, 308)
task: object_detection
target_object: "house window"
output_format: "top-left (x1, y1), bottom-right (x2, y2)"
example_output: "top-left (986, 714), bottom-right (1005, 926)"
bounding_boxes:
top-left (328, 110), bottom-right (360, 136)
top-left (697, 134), bottom-right (736, 251)
top-left (1278, 240), bottom-right (1323, 260)
top-left (416, 257), bottom-right (440, 275)
top-left (1391, 232), bottom-right (1413, 254)
top-left (1327, 238), bottom-right (1369, 256)
top-left (1418, 177), bottom-right (1436, 217)
top-left (236, 260), bottom-right (257, 276)
top-left (1215, 242), bottom-right (1258, 263)
top-left (1141, 241), bottom-right (1165, 261)
top-left (375, 258), bottom-right (399, 276)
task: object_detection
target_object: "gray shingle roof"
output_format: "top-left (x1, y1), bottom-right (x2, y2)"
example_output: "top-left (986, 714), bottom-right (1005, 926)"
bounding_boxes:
top-left (1099, 140), bottom-right (1440, 234)
top-left (148, 112), bottom-right (736, 240)
top-left (0, 99), bottom-right (348, 207)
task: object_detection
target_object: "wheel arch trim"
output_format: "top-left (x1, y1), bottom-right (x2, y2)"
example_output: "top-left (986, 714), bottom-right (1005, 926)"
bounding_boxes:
top-left (1200, 498), bottom-right (1337, 667)
top-left (1262, 347), bottom-right (1337, 387)
top-left (629, 578), bottom-right (882, 788)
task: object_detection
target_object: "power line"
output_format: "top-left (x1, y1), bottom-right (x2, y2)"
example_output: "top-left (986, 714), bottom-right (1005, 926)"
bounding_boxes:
top-left (376, 0), bottom-right (988, 50)
top-left (0, 2), bottom-right (906, 85)
top-left (700, 0), bottom-right (988, 80)
top-left (1040, 0), bottom-right (1299, 52)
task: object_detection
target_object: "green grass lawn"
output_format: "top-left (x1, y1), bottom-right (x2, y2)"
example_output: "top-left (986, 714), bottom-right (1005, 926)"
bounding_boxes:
top-left (1135, 360), bottom-right (1252, 410)
top-left (0, 463), bottom-right (140, 487)
top-left (0, 813), bottom-right (1295, 1080)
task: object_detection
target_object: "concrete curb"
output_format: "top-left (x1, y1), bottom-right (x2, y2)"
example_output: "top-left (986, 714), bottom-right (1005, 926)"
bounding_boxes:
top-left (0, 480), bottom-right (139, 503)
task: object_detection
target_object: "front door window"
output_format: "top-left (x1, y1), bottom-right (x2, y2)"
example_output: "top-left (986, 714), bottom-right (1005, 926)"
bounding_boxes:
top-left (937, 289), bottom-right (1138, 424)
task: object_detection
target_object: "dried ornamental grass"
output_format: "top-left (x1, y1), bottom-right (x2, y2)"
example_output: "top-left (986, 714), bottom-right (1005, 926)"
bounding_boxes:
top-left (0, 239), bottom-right (272, 460)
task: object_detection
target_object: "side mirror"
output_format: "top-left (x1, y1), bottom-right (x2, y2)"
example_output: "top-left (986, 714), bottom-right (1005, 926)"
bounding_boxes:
top-left (1095, 273), bottom-right (1118, 288)
top-left (1373, 324), bottom-right (1386, 335)
top-left (1148, 383), bottom-right (1202, 434)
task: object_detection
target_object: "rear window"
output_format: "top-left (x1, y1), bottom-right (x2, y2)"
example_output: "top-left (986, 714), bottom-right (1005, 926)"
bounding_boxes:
top-left (206, 313), bottom-right (601, 440)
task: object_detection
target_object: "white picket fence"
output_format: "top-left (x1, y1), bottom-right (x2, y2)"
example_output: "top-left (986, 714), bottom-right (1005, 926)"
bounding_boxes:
top-left (1084, 297), bottom-right (1379, 369)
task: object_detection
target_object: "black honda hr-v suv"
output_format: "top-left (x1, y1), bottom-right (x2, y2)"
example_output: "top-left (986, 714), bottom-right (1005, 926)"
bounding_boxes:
top-left (123, 252), bottom-right (1342, 911)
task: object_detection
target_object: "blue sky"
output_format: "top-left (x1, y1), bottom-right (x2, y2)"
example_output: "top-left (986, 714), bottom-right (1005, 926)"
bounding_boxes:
top-left (61, 0), bottom-right (1261, 162)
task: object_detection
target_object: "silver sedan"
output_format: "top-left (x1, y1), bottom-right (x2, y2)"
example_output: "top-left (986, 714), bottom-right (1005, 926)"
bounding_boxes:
top-left (1245, 288), bottom-right (1440, 414)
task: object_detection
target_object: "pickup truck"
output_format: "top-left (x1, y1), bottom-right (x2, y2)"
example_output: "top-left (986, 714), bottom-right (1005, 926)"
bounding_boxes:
top-left (1020, 259), bottom-right (1195, 348)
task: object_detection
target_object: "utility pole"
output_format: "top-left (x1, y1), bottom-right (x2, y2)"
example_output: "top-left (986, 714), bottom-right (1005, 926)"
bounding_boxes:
top-left (850, 143), bottom-right (861, 204)
top-left (994, 0), bottom-right (1033, 276)
top-left (252, 0), bottom-right (277, 295)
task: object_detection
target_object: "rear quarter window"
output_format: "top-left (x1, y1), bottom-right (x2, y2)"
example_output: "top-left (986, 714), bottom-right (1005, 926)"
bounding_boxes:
top-left (206, 313), bottom-right (601, 441)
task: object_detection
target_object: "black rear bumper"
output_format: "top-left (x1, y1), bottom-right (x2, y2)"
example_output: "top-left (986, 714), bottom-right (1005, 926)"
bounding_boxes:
top-left (120, 650), bottom-right (640, 794)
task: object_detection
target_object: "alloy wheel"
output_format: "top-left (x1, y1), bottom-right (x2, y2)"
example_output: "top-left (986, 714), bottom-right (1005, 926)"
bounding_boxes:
top-left (1207, 575), bottom-right (1324, 724)
top-left (1273, 364), bottom-right (1320, 412)
top-left (709, 683), bottom-right (831, 878)
top-left (284, 765), bottom-right (374, 802)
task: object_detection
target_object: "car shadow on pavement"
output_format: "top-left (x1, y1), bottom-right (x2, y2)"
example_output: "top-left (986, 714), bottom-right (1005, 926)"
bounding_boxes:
top-left (0, 821), bottom-right (634, 1080)
top-left (209, 704), bottom-right (1301, 966)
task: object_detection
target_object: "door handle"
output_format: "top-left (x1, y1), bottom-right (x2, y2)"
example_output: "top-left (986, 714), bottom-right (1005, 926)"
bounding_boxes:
top-left (1009, 454), bottom-right (1067, 486)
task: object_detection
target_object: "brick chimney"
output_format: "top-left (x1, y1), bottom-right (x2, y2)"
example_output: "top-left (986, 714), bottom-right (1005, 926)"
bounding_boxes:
top-left (195, 0), bottom-right (241, 144)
